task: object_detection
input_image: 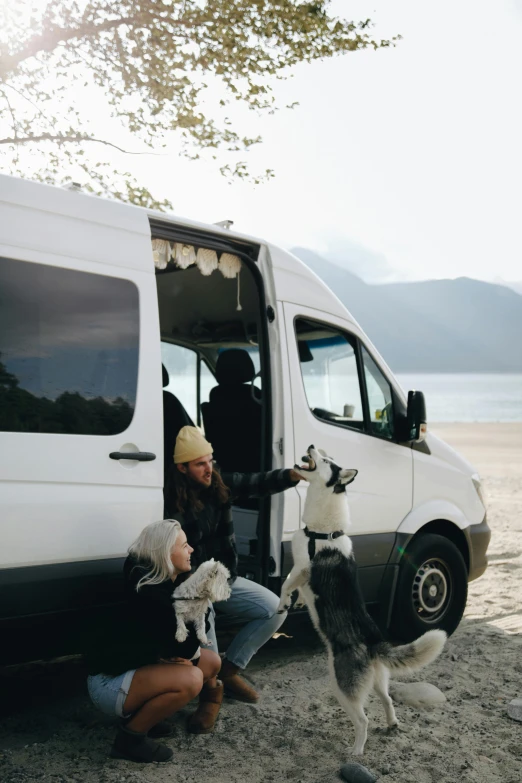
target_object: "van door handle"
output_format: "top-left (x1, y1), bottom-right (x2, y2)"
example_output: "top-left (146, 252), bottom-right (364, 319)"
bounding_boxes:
top-left (109, 451), bottom-right (156, 462)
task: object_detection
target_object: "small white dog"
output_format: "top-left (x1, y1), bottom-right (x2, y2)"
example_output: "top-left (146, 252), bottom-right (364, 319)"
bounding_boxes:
top-left (172, 559), bottom-right (231, 644)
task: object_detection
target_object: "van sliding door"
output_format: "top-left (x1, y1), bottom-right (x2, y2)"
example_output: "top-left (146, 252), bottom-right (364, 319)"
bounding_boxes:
top-left (151, 222), bottom-right (275, 586)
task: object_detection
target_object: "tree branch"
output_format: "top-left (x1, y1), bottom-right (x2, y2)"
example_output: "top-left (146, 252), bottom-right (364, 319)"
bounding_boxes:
top-left (2, 11), bottom-right (196, 75)
top-left (3, 82), bottom-right (56, 126)
top-left (4, 17), bottom-right (135, 72)
top-left (1, 90), bottom-right (17, 136)
top-left (0, 89), bottom-right (19, 165)
top-left (0, 132), bottom-right (160, 155)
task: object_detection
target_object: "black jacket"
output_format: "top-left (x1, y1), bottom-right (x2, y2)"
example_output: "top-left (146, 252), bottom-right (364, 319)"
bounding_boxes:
top-left (87, 556), bottom-right (202, 676)
top-left (164, 468), bottom-right (298, 580)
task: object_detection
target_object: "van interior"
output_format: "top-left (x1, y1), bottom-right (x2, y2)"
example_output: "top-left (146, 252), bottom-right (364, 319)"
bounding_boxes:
top-left (153, 227), bottom-right (269, 583)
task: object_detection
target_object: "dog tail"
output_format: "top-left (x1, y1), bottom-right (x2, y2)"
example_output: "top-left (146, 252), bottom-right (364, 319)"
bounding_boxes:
top-left (377, 629), bottom-right (447, 672)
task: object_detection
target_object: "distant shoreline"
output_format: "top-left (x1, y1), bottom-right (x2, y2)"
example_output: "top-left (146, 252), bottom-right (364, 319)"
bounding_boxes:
top-left (430, 422), bottom-right (522, 430)
top-left (395, 371), bottom-right (522, 375)
top-left (395, 373), bottom-right (522, 423)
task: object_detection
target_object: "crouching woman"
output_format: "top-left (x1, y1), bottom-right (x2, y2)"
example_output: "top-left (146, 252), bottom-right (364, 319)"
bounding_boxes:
top-left (86, 520), bottom-right (222, 763)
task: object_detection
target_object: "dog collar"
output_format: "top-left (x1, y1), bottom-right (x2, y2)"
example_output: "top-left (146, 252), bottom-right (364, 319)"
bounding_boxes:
top-left (172, 596), bottom-right (204, 601)
top-left (304, 527), bottom-right (345, 559)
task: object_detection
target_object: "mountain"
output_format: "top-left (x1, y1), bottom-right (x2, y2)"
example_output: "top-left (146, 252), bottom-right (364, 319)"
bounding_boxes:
top-left (503, 281), bottom-right (522, 297)
top-left (321, 238), bottom-right (399, 283)
top-left (291, 248), bottom-right (522, 373)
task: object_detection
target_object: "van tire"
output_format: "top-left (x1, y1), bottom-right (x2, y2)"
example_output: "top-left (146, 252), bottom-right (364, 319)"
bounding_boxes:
top-left (390, 533), bottom-right (468, 642)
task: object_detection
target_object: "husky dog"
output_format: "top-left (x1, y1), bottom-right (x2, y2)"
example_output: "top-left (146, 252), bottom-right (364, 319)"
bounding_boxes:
top-left (173, 559), bottom-right (231, 644)
top-left (278, 445), bottom-right (447, 755)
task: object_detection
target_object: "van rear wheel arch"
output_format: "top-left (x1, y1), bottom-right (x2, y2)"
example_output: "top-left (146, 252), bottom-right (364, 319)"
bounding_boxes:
top-left (405, 519), bottom-right (470, 573)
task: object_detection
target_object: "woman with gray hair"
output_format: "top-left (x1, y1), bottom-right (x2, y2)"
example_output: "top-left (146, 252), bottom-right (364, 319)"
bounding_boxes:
top-left (86, 519), bottom-right (221, 763)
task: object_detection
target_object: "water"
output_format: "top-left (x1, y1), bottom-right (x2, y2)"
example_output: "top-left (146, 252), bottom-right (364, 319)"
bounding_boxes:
top-left (395, 373), bottom-right (522, 423)
top-left (164, 354), bottom-right (522, 425)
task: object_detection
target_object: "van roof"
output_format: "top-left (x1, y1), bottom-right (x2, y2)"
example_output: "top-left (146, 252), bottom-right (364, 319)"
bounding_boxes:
top-left (1, 172), bottom-right (263, 245)
top-left (0, 173), bottom-right (354, 324)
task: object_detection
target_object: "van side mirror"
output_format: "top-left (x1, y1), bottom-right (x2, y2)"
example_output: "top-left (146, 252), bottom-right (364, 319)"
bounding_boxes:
top-left (406, 390), bottom-right (427, 442)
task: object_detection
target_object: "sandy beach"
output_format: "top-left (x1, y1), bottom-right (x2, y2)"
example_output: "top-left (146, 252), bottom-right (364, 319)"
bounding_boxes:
top-left (1, 423), bottom-right (521, 783)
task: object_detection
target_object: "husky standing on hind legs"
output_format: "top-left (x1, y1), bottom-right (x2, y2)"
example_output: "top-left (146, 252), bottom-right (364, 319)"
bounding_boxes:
top-left (278, 445), bottom-right (447, 756)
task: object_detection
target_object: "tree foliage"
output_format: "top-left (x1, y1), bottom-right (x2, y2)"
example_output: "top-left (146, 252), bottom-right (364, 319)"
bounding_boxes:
top-left (0, 2), bottom-right (396, 208)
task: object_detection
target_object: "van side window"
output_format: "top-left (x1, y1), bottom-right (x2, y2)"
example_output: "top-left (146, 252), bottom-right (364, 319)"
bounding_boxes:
top-left (294, 318), bottom-right (364, 430)
top-left (0, 257), bottom-right (139, 435)
top-left (361, 346), bottom-right (395, 440)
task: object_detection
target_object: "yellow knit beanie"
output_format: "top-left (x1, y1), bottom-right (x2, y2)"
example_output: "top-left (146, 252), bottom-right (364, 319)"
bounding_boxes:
top-left (174, 426), bottom-right (213, 464)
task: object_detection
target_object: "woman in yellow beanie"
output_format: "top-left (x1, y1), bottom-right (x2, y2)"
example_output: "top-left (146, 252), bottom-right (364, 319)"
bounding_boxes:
top-left (164, 425), bottom-right (303, 732)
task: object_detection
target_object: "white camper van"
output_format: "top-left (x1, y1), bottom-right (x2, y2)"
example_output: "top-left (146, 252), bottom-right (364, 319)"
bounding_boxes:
top-left (0, 175), bottom-right (490, 662)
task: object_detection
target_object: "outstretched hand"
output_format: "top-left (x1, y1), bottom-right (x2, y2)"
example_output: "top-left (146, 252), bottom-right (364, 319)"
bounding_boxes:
top-left (289, 467), bottom-right (309, 482)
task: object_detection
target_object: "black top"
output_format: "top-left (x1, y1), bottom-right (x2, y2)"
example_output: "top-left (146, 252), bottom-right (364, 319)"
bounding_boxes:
top-left (164, 468), bottom-right (298, 580)
top-left (87, 556), bottom-right (202, 676)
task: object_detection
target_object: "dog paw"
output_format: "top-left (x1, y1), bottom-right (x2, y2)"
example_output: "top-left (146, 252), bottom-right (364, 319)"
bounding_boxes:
top-left (198, 634), bottom-right (208, 645)
top-left (176, 630), bottom-right (188, 642)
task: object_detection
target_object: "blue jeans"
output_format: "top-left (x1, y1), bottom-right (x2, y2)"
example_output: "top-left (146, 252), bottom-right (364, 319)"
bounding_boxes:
top-left (204, 577), bottom-right (287, 670)
top-left (87, 669), bottom-right (136, 717)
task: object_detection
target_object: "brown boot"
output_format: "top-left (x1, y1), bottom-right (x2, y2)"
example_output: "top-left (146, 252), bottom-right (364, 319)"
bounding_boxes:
top-left (187, 681), bottom-right (224, 734)
top-left (219, 659), bottom-right (259, 703)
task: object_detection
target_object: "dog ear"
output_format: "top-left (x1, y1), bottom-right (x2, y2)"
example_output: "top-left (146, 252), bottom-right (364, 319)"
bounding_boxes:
top-left (219, 563), bottom-right (231, 580)
top-left (317, 448), bottom-right (329, 458)
top-left (339, 468), bottom-right (358, 485)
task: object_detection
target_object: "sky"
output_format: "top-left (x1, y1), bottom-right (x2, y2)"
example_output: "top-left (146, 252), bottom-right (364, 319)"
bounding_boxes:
top-left (131, 0), bottom-right (522, 284)
top-left (6, 1), bottom-right (522, 284)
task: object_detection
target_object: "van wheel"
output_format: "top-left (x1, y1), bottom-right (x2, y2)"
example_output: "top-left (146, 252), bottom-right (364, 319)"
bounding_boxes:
top-left (390, 533), bottom-right (468, 642)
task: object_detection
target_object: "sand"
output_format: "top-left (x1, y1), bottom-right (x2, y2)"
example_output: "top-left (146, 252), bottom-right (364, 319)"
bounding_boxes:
top-left (1, 423), bottom-right (521, 783)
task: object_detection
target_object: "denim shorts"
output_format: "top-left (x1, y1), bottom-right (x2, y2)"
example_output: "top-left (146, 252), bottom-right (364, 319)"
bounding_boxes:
top-left (87, 669), bottom-right (136, 718)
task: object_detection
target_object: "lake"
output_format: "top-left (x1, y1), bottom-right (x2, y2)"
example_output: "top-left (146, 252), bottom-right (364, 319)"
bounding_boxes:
top-left (395, 373), bottom-right (522, 423)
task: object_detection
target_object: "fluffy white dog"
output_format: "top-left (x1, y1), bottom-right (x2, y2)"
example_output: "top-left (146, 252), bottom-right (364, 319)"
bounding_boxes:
top-left (172, 559), bottom-right (231, 644)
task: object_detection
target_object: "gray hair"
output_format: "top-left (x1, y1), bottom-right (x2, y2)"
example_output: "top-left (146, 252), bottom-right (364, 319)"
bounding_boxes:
top-left (128, 519), bottom-right (182, 590)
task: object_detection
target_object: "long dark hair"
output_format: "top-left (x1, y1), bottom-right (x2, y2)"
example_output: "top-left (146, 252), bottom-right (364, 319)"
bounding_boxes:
top-left (165, 464), bottom-right (230, 515)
